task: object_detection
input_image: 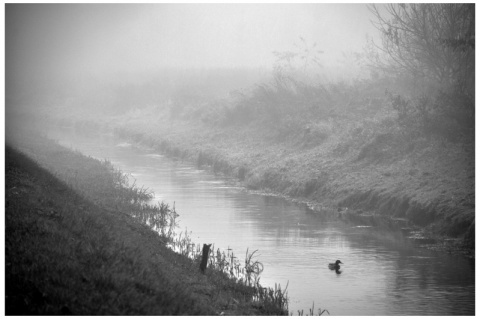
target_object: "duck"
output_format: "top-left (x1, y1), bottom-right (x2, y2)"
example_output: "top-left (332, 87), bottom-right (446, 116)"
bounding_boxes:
top-left (328, 260), bottom-right (343, 270)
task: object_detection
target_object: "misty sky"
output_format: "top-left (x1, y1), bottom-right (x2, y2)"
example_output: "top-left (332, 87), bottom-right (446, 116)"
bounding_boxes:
top-left (6, 3), bottom-right (381, 82)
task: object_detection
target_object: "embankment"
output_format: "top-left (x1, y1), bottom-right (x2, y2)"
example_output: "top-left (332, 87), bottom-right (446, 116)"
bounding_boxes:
top-left (109, 113), bottom-right (474, 251)
top-left (5, 129), bottom-right (288, 315)
top-left (14, 106), bottom-right (475, 251)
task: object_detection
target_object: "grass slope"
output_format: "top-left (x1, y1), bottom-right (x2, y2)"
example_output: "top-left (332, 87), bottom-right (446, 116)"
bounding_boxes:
top-left (5, 131), bottom-right (288, 315)
top-left (109, 102), bottom-right (474, 248)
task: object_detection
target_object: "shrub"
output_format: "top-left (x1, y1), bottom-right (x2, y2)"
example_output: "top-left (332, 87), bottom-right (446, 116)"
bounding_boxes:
top-left (385, 88), bottom-right (474, 142)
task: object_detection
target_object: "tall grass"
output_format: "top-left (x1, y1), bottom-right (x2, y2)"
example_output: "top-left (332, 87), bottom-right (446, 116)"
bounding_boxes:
top-left (133, 202), bottom-right (179, 242)
top-left (218, 71), bottom-right (388, 131)
top-left (297, 302), bottom-right (330, 316)
top-left (168, 230), bottom-right (290, 314)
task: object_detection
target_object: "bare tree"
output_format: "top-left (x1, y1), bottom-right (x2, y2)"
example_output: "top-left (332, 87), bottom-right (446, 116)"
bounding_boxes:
top-left (368, 4), bottom-right (474, 96)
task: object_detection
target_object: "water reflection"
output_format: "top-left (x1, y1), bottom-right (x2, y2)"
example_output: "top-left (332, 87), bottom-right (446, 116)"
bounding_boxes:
top-left (48, 129), bottom-right (474, 316)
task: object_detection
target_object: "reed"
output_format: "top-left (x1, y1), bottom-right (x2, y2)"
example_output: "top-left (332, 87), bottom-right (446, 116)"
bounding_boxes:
top-left (297, 302), bottom-right (330, 316)
top-left (166, 229), bottom-right (290, 314)
top-left (133, 202), bottom-right (179, 242)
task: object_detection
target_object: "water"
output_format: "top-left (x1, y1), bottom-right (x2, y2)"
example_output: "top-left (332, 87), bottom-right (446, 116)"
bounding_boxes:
top-left (48, 129), bottom-right (475, 315)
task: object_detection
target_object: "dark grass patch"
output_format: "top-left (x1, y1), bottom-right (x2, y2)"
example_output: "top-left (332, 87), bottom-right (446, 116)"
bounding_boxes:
top-left (5, 135), bottom-right (289, 315)
top-left (5, 146), bottom-right (209, 315)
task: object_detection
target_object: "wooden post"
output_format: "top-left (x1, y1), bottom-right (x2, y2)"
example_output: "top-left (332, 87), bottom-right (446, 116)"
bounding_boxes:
top-left (200, 244), bottom-right (211, 274)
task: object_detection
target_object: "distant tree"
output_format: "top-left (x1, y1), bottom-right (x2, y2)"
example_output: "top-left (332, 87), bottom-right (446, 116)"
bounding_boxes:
top-left (368, 4), bottom-right (474, 96)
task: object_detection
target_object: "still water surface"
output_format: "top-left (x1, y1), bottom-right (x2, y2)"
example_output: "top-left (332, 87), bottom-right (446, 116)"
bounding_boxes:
top-left (49, 129), bottom-right (474, 315)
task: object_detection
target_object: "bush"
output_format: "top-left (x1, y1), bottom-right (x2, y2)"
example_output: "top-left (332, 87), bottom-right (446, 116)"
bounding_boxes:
top-left (385, 88), bottom-right (474, 142)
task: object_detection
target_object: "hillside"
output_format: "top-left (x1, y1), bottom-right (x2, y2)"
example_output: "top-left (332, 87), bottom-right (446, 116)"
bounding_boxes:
top-left (5, 129), bottom-right (289, 315)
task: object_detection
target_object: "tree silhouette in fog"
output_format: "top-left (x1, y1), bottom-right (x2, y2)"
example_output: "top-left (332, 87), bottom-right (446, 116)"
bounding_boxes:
top-left (368, 4), bottom-right (474, 96)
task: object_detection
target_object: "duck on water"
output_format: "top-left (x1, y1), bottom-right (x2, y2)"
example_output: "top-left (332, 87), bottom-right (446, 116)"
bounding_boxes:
top-left (328, 260), bottom-right (343, 270)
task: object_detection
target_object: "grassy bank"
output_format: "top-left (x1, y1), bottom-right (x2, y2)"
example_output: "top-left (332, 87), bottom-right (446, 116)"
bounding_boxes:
top-left (100, 80), bottom-right (473, 251)
top-left (112, 116), bottom-right (474, 248)
top-left (8, 73), bottom-right (474, 252)
top-left (5, 129), bottom-right (289, 315)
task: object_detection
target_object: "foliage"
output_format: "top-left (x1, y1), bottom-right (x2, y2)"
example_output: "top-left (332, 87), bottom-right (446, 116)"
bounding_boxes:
top-left (221, 73), bottom-right (388, 143)
top-left (169, 231), bottom-right (290, 315)
top-left (368, 4), bottom-right (475, 142)
top-left (385, 88), bottom-right (474, 142)
top-left (272, 36), bottom-right (324, 84)
top-left (368, 4), bottom-right (474, 96)
top-left (297, 302), bottom-right (330, 316)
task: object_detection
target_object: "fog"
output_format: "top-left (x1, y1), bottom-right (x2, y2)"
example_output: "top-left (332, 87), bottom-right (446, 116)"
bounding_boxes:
top-left (7, 4), bottom-right (377, 71)
top-left (6, 3), bottom-right (381, 111)
top-left (5, 4), bottom-right (475, 316)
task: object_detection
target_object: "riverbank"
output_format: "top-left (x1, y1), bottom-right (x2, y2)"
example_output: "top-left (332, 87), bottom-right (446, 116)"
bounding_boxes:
top-left (5, 129), bottom-right (289, 315)
top-left (106, 104), bottom-right (474, 248)
top-left (9, 96), bottom-right (475, 253)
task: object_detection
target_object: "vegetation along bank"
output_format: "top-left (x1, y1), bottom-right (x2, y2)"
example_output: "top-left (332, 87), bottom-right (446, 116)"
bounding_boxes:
top-left (5, 129), bottom-right (289, 315)
top-left (30, 74), bottom-right (474, 256)
top-left (115, 96), bottom-right (474, 253)
top-left (8, 3), bottom-right (474, 258)
top-left (28, 4), bottom-right (475, 251)
top-left (20, 65), bottom-right (475, 255)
